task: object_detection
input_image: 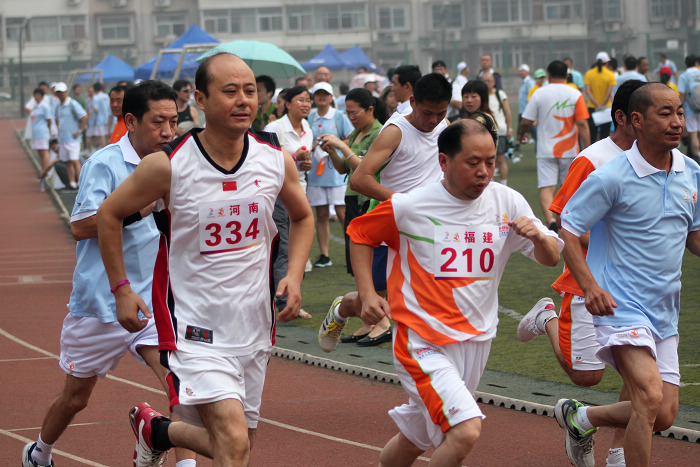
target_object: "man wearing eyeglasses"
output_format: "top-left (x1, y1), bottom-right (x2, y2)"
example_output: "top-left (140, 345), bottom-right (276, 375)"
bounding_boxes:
top-left (173, 79), bottom-right (200, 127)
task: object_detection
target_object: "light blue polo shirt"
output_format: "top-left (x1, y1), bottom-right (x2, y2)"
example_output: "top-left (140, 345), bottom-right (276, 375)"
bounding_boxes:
top-left (561, 143), bottom-right (700, 339)
top-left (677, 67), bottom-right (700, 115)
top-left (614, 71), bottom-right (648, 94)
top-left (68, 134), bottom-right (160, 323)
top-left (519, 76), bottom-right (534, 114)
top-left (93, 92), bottom-right (111, 126)
top-left (30, 102), bottom-right (52, 140)
top-left (307, 107), bottom-right (353, 187)
top-left (55, 97), bottom-right (86, 144)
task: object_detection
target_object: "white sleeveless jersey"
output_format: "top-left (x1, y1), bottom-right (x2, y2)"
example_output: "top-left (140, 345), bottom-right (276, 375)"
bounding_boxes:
top-left (152, 129), bottom-right (285, 356)
top-left (377, 112), bottom-right (446, 193)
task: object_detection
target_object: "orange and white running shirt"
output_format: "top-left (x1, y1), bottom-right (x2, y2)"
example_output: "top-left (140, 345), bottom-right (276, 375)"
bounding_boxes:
top-left (549, 136), bottom-right (625, 296)
top-left (348, 182), bottom-right (562, 345)
top-left (521, 83), bottom-right (589, 159)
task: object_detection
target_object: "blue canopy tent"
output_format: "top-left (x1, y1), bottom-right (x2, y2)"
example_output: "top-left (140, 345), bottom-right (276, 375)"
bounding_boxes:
top-left (135, 25), bottom-right (219, 80)
top-left (300, 44), bottom-right (350, 71)
top-left (339, 46), bottom-right (376, 71)
top-left (76, 54), bottom-right (134, 84)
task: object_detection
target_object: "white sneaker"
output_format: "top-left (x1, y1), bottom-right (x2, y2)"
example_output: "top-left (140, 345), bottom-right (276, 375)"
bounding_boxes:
top-left (555, 398), bottom-right (597, 467)
top-left (517, 297), bottom-right (557, 342)
top-left (304, 258), bottom-right (313, 272)
top-left (318, 296), bottom-right (346, 353)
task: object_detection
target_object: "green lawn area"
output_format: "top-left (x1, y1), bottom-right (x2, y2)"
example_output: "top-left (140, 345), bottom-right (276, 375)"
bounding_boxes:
top-left (296, 132), bottom-right (700, 407)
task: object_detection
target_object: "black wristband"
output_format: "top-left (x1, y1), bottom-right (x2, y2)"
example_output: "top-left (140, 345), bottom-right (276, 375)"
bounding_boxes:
top-left (122, 211), bottom-right (142, 227)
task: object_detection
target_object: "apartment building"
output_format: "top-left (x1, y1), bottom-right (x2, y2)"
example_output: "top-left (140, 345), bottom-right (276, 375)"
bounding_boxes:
top-left (1, 0), bottom-right (698, 94)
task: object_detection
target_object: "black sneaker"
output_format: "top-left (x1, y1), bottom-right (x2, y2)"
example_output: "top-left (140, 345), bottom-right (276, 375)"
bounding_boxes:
top-left (313, 255), bottom-right (332, 268)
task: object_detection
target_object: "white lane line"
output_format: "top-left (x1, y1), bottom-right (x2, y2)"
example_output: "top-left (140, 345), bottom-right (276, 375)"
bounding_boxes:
top-left (0, 357), bottom-right (54, 363)
top-left (0, 327), bottom-right (397, 455)
top-left (0, 428), bottom-right (107, 466)
top-left (0, 280), bottom-right (73, 287)
top-left (259, 417), bottom-right (431, 462)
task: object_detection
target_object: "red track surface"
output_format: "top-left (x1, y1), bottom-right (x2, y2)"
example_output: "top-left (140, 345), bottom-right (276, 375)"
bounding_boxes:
top-left (1, 119), bottom-right (698, 466)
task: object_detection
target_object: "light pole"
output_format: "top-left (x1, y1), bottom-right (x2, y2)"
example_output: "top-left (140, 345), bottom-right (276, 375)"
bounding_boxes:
top-left (18, 17), bottom-right (30, 118)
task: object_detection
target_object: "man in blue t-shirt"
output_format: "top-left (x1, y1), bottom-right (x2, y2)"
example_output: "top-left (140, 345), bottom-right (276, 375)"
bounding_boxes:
top-left (21, 81), bottom-right (197, 467)
top-left (53, 82), bottom-right (87, 189)
top-left (678, 54), bottom-right (700, 161)
top-left (555, 83), bottom-right (700, 467)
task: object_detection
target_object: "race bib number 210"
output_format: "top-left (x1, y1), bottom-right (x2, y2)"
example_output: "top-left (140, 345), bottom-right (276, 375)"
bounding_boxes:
top-left (198, 197), bottom-right (264, 254)
top-left (434, 225), bottom-right (499, 279)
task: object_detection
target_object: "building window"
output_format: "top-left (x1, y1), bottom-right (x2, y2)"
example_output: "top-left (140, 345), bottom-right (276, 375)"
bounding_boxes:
top-left (650, 0), bottom-right (679, 17)
top-left (378, 5), bottom-right (408, 30)
top-left (592, 0), bottom-right (622, 20)
top-left (5, 17), bottom-right (26, 42)
top-left (258, 7), bottom-right (283, 32)
top-left (432, 2), bottom-right (463, 29)
top-left (98, 15), bottom-right (134, 45)
top-left (533, 0), bottom-right (583, 21)
top-left (288, 5), bottom-right (313, 31)
top-left (480, 0), bottom-right (531, 23)
top-left (24, 16), bottom-right (86, 42)
top-left (315, 3), bottom-right (366, 31)
top-left (155, 13), bottom-right (187, 38)
top-left (231, 9), bottom-right (257, 34)
top-left (202, 10), bottom-right (229, 34)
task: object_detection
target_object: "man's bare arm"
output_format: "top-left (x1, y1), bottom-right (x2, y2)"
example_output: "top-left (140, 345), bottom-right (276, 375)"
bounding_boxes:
top-left (576, 119), bottom-right (590, 149)
top-left (560, 228), bottom-right (616, 316)
top-left (349, 124), bottom-right (401, 201)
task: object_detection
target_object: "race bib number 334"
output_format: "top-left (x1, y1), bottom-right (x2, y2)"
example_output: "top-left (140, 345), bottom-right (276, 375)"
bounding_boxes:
top-left (434, 225), bottom-right (498, 279)
top-left (199, 197), bottom-right (264, 254)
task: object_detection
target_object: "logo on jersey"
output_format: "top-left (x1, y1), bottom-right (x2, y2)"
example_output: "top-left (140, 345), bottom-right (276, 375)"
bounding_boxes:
top-left (222, 181), bottom-right (237, 191)
top-left (682, 188), bottom-right (697, 202)
top-left (185, 325), bottom-right (213, 344)
top-left (415, 347), bottom-right (441, 359)
top-left (254, 179), bottom-right (262, 188)
top-left (448, 406), bottom-right (460, 416)
top-left (629, 330), bottom-right (639, 338)
top-left (185, 387), bottom-right (195, 396)
top-left (496, 213), bottom-right (510, 237)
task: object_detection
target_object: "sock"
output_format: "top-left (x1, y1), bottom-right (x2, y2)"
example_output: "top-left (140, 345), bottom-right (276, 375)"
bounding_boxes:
top-left (176, 460), bottom-right (197, 467)
top-left (333, 303), bottom-right (347, 323)
top-left (573, 405), bottom-right (595, 432)
top-left (606, 447), bottom-right (625, 466)
top-left (499, 179), bottom-right (508, 186)
top-left (31, 434), bottom-right (54, 466)
top-left (152, 418), bottom-right (174, 451)
top-left (536, 306), bottom-right (557, 331)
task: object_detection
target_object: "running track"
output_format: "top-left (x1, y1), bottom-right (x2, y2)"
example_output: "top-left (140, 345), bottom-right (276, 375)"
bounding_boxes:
top-left (1, 119), bottom-right (698, 466)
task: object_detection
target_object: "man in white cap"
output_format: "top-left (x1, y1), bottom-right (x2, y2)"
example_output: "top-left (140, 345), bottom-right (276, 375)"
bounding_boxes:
top-left (449, 61), bottom-right (469, 121)
top-left (364, 75), bottom-right (379, 97)
top-left (53, 82), bottom-right (87, 189)
top-left (518, 64), bottom-right (535, 144)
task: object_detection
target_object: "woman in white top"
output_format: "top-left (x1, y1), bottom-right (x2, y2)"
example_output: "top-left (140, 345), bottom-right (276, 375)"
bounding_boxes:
top-left (481, 72), bottom-right (513, 186)
top-left (264, 86), bottom-right (314, 318)
top-left (264, 86), bottom-right (313, 188)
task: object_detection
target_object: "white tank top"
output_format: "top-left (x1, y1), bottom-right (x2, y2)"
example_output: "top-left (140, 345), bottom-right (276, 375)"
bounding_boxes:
top-left (152, 129), bottom-right (285, 356)
top-left (377, 112), bottom-right (446, 193)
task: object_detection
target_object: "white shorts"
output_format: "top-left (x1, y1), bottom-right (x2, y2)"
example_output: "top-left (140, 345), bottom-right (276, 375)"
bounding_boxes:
top-left (595, 325), bottom-right (680, 386)
top-left (58, 142), bottom-right (81, 162)
top-left (167, 347), bottom-right (271, 429)
top-left (390, 324), bottom-right (489, 451)
top-left (90, 124), bottom-right (109, 137)
top-left (59, 314), bottom-right (158, 378)
top-left (537, 157), bottom-right (573, 188)
top-left (685, 112), bottom-right (700, 133)
top-left (558, 294), bottom-right (605, 371)
top-left (306, 185), bottom-right (346, 207)
top-left (31, 138), bottom-right (49, 150)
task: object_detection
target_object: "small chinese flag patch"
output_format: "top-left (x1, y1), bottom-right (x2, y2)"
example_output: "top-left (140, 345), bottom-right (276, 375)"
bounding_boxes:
top-left (222, 181), bottom-right (237, 191)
